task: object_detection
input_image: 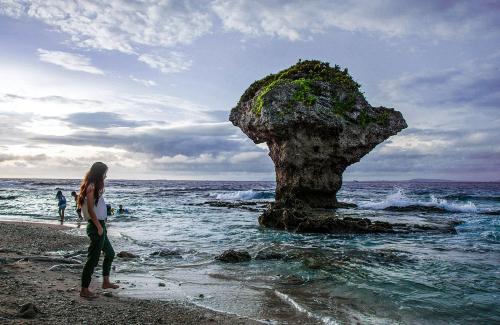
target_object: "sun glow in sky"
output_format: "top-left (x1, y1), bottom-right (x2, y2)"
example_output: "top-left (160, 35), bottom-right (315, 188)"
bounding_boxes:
top-left (0, 0), bottom-right (499, 180)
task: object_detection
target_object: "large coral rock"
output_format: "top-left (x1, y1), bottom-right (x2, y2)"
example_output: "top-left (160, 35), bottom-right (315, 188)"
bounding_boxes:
top-left (229, 60), bottom-right (407, 231)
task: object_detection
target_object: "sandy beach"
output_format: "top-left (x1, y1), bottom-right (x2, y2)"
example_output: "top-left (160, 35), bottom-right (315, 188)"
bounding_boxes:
top-left (0, 221), bottom-right (259, 325)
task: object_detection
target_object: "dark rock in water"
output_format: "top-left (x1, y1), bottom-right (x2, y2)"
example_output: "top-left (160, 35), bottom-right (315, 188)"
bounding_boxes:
top-left (229, 60), bottom-right (406, 233)
top-left (259, 202), bottom-right (459, 234)
top-left (383, 205), bottom-right (448, 213)
top-left (150, 250), bottom-right (182, 258)
top-left (0, 195), bottom-right (17, 200)
top-left (158, 282), bottom-right (166, 287)
top-left (259, 202), bottom-right (394, 233)
top-left (255, 249), bottom-right (286, 260)
top-left (117, 251), bottom-right (138, 258)
top-left (303, 256), bottom-right (330, 270)
top-left (201, 200), bottom-right (264, 212)
top-left (277, 274), bottom-right (307, 285)
top-left (215, 249), bottom-right (251, 263)
top-left (17, 302), bottom-right (40, 319)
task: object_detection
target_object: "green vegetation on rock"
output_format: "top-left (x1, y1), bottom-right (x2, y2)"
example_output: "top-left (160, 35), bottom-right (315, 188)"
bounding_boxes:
top-left (357, 109), bottom-right (391, 128)
top-left (239, 60), bottom-right (363, 115)
top-left (292, 78), bottom-right (317, 107)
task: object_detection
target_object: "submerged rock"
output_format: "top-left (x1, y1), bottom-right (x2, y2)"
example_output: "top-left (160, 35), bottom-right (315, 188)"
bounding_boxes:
top-left (254, 249), bottom-right (286, 260)
top-left (150, 250), bottom-right (182, 258)
top-left (117, 251), bottom-right (138, 258)
top-left (230, 60), bottom-right (407, 232)
top-left (215, 249), bottom-right (251, 263)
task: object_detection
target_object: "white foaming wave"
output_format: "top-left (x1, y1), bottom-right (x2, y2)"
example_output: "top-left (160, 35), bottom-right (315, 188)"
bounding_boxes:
top-left (213, 190), bottom-right (273, 200)
top-left (274, 290), bottom-right (339, 325)
top-left (358, 188), bottom-right (478, 213)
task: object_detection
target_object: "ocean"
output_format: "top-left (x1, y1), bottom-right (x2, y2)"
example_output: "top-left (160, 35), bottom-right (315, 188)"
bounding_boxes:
top-left (0, 179), bottom-right (498, 324)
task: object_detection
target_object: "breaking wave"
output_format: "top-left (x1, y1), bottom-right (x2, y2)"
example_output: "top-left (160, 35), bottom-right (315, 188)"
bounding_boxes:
top-left (212, 190), bottom-right (275, 200)
top-left (358, 188), bottom-right (478, 213)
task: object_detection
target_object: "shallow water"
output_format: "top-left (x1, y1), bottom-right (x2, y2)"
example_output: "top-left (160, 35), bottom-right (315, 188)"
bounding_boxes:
top-left (1, 179), bottom-right (499, 324)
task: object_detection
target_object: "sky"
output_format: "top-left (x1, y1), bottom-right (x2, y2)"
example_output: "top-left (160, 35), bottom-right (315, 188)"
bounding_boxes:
top-left (0, 0), bottom-right (499, 181)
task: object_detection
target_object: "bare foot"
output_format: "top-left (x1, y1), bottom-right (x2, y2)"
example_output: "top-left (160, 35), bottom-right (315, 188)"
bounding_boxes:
top-left (102, 282), bottom-right (119, 289)
top-left (80, 289), bottom-right (99, 299)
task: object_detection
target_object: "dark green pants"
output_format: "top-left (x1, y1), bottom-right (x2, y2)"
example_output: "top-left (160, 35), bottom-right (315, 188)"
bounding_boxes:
top-left (81, 220), bottom-right (115, 288)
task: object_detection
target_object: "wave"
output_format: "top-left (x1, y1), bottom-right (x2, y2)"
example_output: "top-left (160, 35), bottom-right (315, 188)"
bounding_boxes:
top-left (358, 188), bottom-right (478, 213)
top-left (212, 190), bottom-right (275, 200)
top-left (274, 290), bottom-right (338, 325)
top-left (444, 194), bottom-right (500, 202)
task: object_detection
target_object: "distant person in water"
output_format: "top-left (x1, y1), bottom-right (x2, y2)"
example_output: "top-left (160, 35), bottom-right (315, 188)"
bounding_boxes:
top-left (77, 162), bottom-right (119, 299)
top-left (71, 191), bottom-right (82, 220)
top-left (55, 190), bottom-right (66, 224)
top-left (118, 204), bottom-right (129, 214)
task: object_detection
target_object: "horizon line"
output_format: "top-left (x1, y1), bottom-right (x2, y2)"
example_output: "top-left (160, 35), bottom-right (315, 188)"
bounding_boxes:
top-left (0, 177), bottom-right (499, 183)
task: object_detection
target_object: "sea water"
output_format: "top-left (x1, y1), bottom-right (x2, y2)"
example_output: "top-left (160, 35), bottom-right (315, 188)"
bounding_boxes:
top-left (0, 179), bottom-right (499, 324)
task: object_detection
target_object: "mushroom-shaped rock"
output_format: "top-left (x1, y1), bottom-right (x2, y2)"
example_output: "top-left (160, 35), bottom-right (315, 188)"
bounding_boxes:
top-left (230, 60), bottom-right (407, 223)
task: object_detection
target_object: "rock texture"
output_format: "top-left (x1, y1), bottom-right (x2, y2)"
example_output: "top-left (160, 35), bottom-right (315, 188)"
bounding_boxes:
top-left (229, 60), bottom-right (407, 232)
top-left (215, 249), bottom-right (251, 263)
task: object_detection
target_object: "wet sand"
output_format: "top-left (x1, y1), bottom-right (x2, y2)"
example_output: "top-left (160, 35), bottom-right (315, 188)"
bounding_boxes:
top-left (0, 221), bottom-right (259, 324)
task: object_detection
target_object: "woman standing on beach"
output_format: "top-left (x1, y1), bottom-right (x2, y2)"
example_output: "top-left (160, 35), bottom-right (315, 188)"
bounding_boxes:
top-left (78, 162), bottom-right (119, 299)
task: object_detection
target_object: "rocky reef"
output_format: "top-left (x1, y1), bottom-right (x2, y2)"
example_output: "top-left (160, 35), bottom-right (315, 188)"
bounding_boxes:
top-left (229, 60), bottom-right (408, 233)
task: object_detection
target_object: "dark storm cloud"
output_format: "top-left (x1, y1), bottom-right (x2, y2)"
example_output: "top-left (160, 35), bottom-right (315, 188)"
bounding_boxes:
top-left (30, 121), bottom-right (273, 174)
top-left (347, 127), bottom-right (500, 180)
top-left (382, 53), bottom-right (500, 109)
top-left (31, 122), bottom-right (260, 157)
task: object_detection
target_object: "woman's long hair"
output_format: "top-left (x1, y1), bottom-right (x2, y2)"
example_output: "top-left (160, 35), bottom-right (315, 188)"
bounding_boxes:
top-left (77, 162), bottom-right (108, 208)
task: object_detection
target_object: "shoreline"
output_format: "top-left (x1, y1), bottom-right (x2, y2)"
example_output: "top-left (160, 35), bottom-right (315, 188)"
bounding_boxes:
top-left (0, 221), bottom-right (260, 324)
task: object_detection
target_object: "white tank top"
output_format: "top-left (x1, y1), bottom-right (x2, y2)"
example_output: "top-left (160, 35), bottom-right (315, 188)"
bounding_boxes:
top-left (82, 194), bottom-right (107, 220)
top-left (95, 196), bottom-right (107, 220)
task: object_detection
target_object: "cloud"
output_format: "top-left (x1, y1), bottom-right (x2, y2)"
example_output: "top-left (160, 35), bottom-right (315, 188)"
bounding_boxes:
top-left (346, 127), bottom-right (500, 181)
top-left (2, 0), bottom-right (212, 53)
top-left (229, 151), bottom-right (266, 164)
top-left (0, 92), bottom-right (102, 105)
top-left (63, 112), bottom-right (145, 129)
top-left (31, 122), bottom-right (248, 156)
top-left (29, 121), bottom-right (274, 173)
top-left (211, 0), bottom-right (500, 41)
top-left (0, 90), bottom-right (219, 124)
top-left (380, 52), bottom-right (500, 110)
top-left (138, 52), bottom-right (192, 74)
top-left (1, 1), bottom-right (212, 73)
top-left (37, 49), bottom-right (104, 75)
top-left (0, 153), bottom-right (47, 163)
top-left (129, 75), bottom-right (157, 87)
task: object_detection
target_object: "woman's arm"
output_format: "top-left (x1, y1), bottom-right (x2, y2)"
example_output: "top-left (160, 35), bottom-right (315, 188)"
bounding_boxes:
top-left (86, 185), bottom-right (103, 236)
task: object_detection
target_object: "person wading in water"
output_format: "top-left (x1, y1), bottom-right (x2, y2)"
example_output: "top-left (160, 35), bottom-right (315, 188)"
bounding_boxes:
top-left (78, 162), bottom-right (119, 299)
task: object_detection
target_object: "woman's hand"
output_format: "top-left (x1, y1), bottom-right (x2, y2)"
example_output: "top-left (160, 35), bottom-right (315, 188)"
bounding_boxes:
top-left (97, 225), bottom-right (104, 236)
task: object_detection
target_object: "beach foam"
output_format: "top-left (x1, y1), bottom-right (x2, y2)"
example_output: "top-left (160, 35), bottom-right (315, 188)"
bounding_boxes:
top-left (274, 290), bottom-right (339, 325)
